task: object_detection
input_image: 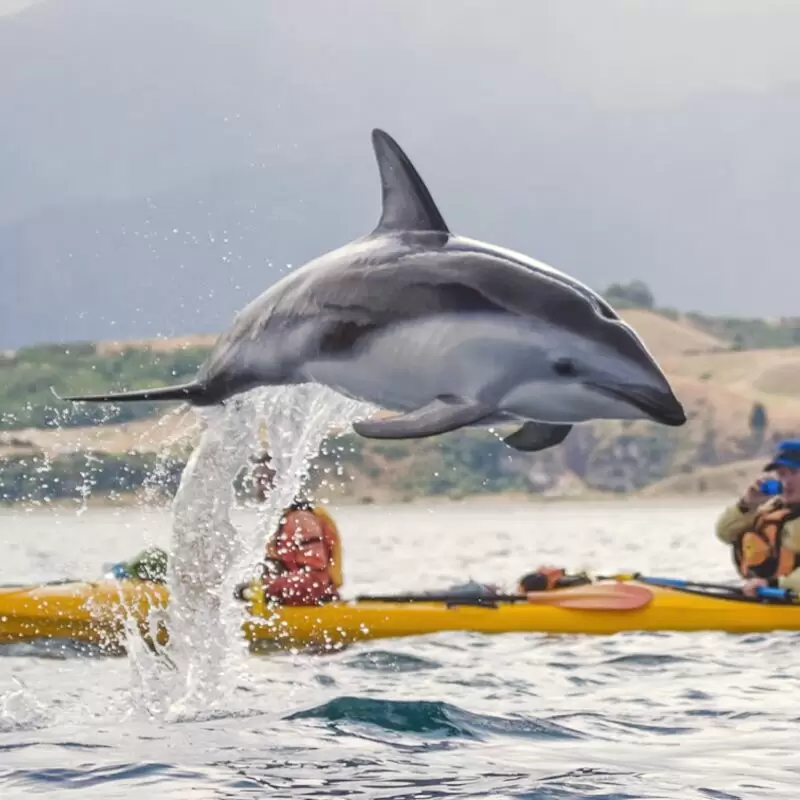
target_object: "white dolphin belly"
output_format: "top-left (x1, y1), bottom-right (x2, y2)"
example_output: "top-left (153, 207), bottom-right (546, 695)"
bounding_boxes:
top-left (499, 380), bottom-right (644, 423)
top-left (301, 314), bottom-right (545, 416)
top-left (300, 313), bottom-right (653, 426)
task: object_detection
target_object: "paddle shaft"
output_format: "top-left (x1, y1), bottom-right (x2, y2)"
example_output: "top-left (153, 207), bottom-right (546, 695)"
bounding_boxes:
top-left (356, 576), bottom-right (589, 605)
top-left (619, 574), bottom-right (794, 602)
top-left (357, 576), bottom-right (794, 607)
top-left (355, 585), bottom-right (649, 611)
top-left (355, 593), bottom-right (527, 604)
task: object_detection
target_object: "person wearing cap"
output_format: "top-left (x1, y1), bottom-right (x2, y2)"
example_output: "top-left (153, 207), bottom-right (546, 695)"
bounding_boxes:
top-left (715, 440), bottom-right (800, 596)
top-left (105, 546), bottom-right (168, 582)
top-left (248, 450), bottom-right (344, 606)
top-left (249, 450), bottom-right (277, 504)
top-left (516, 567), bottom-right (592, 593)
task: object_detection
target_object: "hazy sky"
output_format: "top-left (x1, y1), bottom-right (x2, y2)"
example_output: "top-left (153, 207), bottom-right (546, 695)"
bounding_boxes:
top-left (1, 0), bottom-right (799, 347)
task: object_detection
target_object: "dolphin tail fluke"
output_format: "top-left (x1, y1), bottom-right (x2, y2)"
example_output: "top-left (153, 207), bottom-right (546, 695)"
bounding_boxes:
top-left (63, 381), bottom-right (206, 405)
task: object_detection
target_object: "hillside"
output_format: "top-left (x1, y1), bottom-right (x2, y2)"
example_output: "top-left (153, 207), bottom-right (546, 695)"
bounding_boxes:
top-left (640, 458), bottom-right (767, 499)
top-left (618, 309), bottom-right (727, 359)
top-left (1, 308), bottom-right (799, 505)
top-left (0, 341), bottom-right (209, 430)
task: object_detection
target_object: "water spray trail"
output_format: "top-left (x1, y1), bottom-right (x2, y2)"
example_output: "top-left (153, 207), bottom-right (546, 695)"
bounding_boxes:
top-left (160, 395), bottom-right (260, 714)
top-left (220, 386), bottom-right (374, 660)
top-left (128, 385), bottom-right (373, 718)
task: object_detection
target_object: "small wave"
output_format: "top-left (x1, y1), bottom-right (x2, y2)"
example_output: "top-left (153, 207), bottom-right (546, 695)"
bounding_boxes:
top-left (551, 711), bottom-right (691, 738)
top-left (286, 696), bottom-right (585, 740)
top-left (518, 767), bottom-right (639, 800)
top-left (0, 679), bottom-right (49, 732)
top-left (698, 790), bottom-right (745, 800)
top-left (0, 740), bottom-right (113, 756)
top-left (600, 653), bottom-right (698, 667)
top-left (164, 706), bottom-right (269, 725)
top-left (342, 650), bottom-right (442, 673)
top-left (0, 640), bottom-right (118, 660)
top-left (4, 762), bottom-right (204, 791)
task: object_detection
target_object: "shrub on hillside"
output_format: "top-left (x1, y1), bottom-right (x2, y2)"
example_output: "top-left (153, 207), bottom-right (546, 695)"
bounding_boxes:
top-left (686, 314), bottom-right (800, 350)
top-left (0, 451), bottom-right (185, 503)
top-left (0, 344), bottom-right (211, 431)
top-left (603, 280), bottom-right (655, 310)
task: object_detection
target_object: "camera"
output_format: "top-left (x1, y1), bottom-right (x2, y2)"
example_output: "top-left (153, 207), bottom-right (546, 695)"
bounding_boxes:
top-left (760, 478), bottom-right (783, 495)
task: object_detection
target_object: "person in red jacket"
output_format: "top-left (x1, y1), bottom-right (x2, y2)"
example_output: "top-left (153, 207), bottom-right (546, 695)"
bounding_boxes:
top-left (250, 451), bottom-right (343, 606)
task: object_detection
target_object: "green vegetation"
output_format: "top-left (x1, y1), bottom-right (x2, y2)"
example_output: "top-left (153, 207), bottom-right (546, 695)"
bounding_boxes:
top-left (583, 427), bottom-right (680, 492)
top-left (0, 432), bottom-right (530, 505)
top-left (603, 280), bottom-right (655, 310)
top-left (684, 313), bottom-right (800, 350)
top-left (0, 342), bottom-right (211, 430)
top-left (3, 302), bottom-right (800, 505)
top-left (601, 281), bottom-right (800, 350)
top-left (0, 451), bottom-right (185, 503)
top-left (749, 403), bottom-right (768, 438)
top-left (3, 299), bottom-right (800, 437)
top-left (313, 431), bottom-right (539, 499)
top-left (432, 433), bottom-right (531, 495)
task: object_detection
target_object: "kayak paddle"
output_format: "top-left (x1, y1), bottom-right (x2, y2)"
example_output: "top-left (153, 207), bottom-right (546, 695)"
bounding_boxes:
top-left (523, 582), bottom-right (652, 610)
top-left (356, 582), bottom-right (653, 611)
top-left (607, 574), bottom-right (795, 603)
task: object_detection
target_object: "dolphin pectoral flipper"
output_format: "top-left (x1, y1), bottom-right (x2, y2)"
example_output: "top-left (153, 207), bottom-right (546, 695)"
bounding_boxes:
top-left (353, 397), bottom-right (491, 440)
top-left (503, 422), bottom-right (572, 452)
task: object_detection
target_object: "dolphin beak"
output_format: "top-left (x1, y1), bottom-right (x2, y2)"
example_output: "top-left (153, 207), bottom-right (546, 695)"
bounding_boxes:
top-left (587, 383), bottom-right (687, 427)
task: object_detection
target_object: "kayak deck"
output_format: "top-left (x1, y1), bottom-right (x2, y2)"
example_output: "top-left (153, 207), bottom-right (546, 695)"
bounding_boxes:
top-left (245, 585), bottom-right (800, 649)
top-left (2, 578), bottom-right (800, 652)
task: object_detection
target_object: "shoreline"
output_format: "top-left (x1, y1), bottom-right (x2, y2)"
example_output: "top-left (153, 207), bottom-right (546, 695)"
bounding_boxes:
top-left (0, 487), bottom-right (735, 514)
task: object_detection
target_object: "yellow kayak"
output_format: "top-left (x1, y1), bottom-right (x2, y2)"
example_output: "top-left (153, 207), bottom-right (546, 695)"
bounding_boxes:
top-left (2, 578), bottom-right (800, 653)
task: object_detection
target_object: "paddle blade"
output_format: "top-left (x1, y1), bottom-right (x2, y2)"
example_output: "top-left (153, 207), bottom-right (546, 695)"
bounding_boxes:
top-left (525, 582), bottom-right (652, 611)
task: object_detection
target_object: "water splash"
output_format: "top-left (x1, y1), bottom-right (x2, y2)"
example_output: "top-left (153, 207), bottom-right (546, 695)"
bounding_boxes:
top-left (127, 384), bottom-right (373, 718)
top-left (138, 405), bottom-right (201, 509)
top-left (0, 677), bottom-right (48, 732)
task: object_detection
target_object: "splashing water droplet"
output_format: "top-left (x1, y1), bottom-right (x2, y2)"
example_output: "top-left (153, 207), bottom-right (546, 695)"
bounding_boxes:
top-left (126, 384), bottom-right (374, 718)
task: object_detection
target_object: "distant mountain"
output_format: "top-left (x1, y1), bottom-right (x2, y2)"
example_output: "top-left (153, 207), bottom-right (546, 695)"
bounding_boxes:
top-left (2, 0), bottom-right (800, 347)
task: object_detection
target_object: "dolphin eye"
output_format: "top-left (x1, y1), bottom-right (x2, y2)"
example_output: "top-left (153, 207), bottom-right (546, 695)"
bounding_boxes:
top-left (552, 358), bottom-right (578, 377)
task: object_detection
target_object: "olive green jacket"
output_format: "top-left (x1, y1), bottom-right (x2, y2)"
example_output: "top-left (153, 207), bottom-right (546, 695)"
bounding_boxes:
top-left (715, 498), bottom-right (800, 592)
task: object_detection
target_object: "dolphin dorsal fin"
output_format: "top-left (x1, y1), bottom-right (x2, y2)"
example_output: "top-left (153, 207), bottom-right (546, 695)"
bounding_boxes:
top-left (371, 129), bottom-right (450, 235)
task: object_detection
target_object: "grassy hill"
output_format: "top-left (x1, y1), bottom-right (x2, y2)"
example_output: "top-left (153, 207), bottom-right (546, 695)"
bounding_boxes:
top-left (2, 308), bottom-right (799, 505)
top-left (0, 341), bottom-right (209, 430)
top-left (617, 309), bottom-right (728, 357)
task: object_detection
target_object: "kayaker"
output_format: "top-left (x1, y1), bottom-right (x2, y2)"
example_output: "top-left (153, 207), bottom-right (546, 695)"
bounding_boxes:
top-left (517, 566), bottom-right (568, 592)
top-left (249, 450), bottom-right (277, 503)
top-left (715, 439), bottom-right (800, 597)
top-left (105, 546), bottom-right (168, 582)
top-left (251, 449), bottom-right (344, 606)
top-left (516, 567), bottom-right (592, 592)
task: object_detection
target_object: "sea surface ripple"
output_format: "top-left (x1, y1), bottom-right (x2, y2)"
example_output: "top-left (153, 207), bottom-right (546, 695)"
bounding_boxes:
top-left (2, 500), bottom-right (799, 799)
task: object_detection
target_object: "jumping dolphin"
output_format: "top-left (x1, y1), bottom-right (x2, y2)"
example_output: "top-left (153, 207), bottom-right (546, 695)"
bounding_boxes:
top-left (65, 129), bottom-right (686, 452)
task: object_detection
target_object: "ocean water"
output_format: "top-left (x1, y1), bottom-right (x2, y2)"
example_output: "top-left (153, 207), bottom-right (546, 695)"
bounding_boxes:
top-left (2, 499), bottom-right (799, 799)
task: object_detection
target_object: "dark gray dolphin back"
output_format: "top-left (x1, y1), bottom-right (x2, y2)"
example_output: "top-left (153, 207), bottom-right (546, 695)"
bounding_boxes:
top-left (371, 129), bottom-right (450, 236)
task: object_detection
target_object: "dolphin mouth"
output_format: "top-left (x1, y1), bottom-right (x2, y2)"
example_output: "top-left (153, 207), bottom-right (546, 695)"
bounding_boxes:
top-left (588, 383), bottom-right (687, 427)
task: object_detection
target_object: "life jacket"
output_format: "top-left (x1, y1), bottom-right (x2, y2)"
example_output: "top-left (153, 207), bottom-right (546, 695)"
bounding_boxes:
top-left (309, 505), bottom-right (343, 588)
top-left (733, 500), bottom-right (800, 579)
top-left (266, 502), bottom-right (343, 586)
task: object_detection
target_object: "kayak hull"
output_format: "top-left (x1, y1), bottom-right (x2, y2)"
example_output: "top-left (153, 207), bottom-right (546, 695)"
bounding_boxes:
top-left (2, 579), bottom-right (800, 653)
